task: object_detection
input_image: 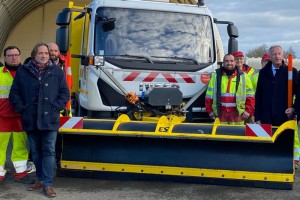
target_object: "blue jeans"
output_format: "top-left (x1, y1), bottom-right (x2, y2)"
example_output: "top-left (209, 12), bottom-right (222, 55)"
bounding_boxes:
top-left (27, 130), bottom-right (57, 187)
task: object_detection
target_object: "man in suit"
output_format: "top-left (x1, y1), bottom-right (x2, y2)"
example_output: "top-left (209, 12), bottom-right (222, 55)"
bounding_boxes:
top-left (255, 45), bottom-right (298, 126)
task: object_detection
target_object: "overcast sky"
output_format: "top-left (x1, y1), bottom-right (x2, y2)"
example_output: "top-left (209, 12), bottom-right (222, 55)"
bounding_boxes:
top-left (205, 0), bottom-right (300, 58)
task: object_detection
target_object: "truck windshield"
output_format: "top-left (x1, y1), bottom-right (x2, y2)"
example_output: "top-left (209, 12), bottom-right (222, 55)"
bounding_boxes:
top-left (95, 7), bottom-right (215, 70)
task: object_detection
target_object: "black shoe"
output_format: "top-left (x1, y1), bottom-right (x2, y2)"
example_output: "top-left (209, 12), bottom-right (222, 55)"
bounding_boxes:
top-left (15, 175), bottom-right (35, 184)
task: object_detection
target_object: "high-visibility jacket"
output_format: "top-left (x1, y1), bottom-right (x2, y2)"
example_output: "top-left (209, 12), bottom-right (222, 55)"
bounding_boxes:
top-left (205, 68), bottom-right (255, 117)
top-left (242, 64), bottom-right (258, 91)
top-left (294, 121), bottom-right (300, 162)
top-left (241, 64), bottom-right (255, 76)
top-left (0, 66), bottom-right (20, 119)
top-left (0, 66), bottom-right (27, 179)
top-left (250, 72), bottom-right (259, 91)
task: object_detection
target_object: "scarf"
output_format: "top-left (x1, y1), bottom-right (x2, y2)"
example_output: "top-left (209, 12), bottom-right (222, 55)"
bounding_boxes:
top-left (30, 59), bottom-right (52, 78)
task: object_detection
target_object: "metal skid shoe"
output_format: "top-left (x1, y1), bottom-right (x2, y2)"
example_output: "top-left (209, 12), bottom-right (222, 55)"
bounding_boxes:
top-left (58, 115), bottom-right (296, 190)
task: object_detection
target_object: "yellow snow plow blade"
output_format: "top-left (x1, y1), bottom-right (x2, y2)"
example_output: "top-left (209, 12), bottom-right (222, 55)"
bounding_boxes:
top-left (58, 115), bottom-right (296, 189)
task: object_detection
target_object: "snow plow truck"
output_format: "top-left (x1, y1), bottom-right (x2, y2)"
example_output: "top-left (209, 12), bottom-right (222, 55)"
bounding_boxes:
top-left (55, 0), bottom-right (297, 189)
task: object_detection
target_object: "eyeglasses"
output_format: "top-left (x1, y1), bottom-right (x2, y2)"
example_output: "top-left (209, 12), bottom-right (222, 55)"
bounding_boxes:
top-left (6, 54), bottom-right (20, 58)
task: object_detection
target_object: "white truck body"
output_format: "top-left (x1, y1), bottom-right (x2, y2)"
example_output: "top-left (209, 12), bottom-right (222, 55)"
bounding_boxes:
top-left (56, 0), bottom-right (238, 120)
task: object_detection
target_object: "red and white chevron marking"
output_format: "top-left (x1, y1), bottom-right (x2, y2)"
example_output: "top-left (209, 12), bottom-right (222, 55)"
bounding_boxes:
top-left (123, 72), bottom-right (196, 83)
top-left (60, 117), bottom-right (83, 129)
top-left (245, 124), bottom-right (272, 138)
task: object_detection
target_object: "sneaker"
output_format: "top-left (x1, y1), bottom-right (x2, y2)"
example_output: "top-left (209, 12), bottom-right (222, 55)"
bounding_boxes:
top-left (26, 161), bottom-right (36, 174)
top-left (43, 186), bottom-right (56, 198)
top-left (15, 175), bottom-right (35, 184)
top-left (28, 181), bottom-right (43, 191)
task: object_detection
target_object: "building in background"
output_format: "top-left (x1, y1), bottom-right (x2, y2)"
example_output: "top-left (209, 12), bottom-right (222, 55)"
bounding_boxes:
top-left (0, 0), bottom-right (89, 63)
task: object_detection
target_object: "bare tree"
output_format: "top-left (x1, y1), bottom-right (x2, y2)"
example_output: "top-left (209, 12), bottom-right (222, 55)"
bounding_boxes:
top-left (284, 47), bottom-right (297, 58)
top-left (246, 44), bottom-right (268, 58)
top-left (246, 44), bottom-right (297, 58)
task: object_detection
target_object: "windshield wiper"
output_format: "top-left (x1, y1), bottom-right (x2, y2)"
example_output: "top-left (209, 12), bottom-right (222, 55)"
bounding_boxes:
top-left (106, 54), bottom-right (154, 63)
top-left (151, 56), bottom-right (200, 65)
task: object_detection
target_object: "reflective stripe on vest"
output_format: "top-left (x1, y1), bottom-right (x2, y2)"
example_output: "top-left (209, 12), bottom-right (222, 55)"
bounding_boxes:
top-left (0, 86), bottom-right (11, 90)
top-left (221, 93), bottom-right (235, 97)
top-left (0, 165), bottom-right (5, 177)
top-left (294, 121), bottom-right (300, 161)
top-left (212, 73), bottom-right (218, 114)
top-left (206, 87), bottom-right (214, 98)
top-left (221, 103), bottom-right (237, 107)
top-left (0, 94), bottom-right (9, 99)
top-left (0, 67), bottom-right (13, 99)
top-left (0, 85), bottom-right (11, 95)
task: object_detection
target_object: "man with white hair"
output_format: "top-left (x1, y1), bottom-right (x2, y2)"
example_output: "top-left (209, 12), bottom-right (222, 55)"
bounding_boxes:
top-left (255, 45), bottom-right (298, 126)
top-left (255, 45), bottom-right (300, 169)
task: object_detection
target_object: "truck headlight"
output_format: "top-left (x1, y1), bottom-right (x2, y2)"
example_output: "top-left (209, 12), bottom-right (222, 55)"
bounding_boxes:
top-left (93, 56), bottom-right (105, 66)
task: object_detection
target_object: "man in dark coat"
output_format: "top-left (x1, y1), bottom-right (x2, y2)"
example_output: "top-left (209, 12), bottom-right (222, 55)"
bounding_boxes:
top-left (9, 42), bottom-right (70, 198)
top-left (255, 45), bottom-right (298, 126)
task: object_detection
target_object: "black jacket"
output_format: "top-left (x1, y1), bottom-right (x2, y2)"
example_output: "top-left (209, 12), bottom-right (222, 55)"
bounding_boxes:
top-left (9, 61), bottom-right (70, 131)
top-left (254, 61), bottom-right (298, 126)
top-left (294, 71), bottom-right (300, 121)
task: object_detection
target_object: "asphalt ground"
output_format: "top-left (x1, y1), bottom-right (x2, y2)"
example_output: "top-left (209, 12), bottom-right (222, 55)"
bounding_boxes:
top-left (2, 140), bottom-right (300, 200)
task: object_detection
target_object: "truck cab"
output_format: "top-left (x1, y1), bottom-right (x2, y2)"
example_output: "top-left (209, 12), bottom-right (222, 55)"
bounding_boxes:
top-left (56, 0), bottom-right (238, 121)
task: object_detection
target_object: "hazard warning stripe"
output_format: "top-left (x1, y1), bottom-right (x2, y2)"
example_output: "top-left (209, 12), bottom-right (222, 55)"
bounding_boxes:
top-left (123, 72), bottom-right (141, 81)
top-left (123, 72), bottom-right (195, 83)
top-left (143, 72), bottom-right (159, 82)
top-left (61, 117), bottom-right (83, 129)
top-left (179, 73), bottom-right (195, 83)
top-left (162, 73), bottom-right (178, 83)
top-left (246, 124), bottom-right (271, 138)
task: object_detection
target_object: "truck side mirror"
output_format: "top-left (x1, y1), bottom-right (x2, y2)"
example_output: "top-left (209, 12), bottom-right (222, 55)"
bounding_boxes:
top-left (56, 26), bottom-right (69, 53)
top-left (227, 24), bottom-right (239, 53)
top-left (56, 9), bottom-right (71, 26)
top-left (56, 9), bottom-right (71, 53)
top-left (227, 24), bottom-right (239, 38)
top-left (213, 19), bottom-right (239, 55)
top-left (228, 38), bottom-right (238, 54)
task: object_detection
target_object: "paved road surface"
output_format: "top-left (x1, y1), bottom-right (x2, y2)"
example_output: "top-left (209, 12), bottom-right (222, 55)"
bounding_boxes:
top-left (1, 171), bottom-right (300, 200)
top-left (2, 140), bottom-right (300, 200)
